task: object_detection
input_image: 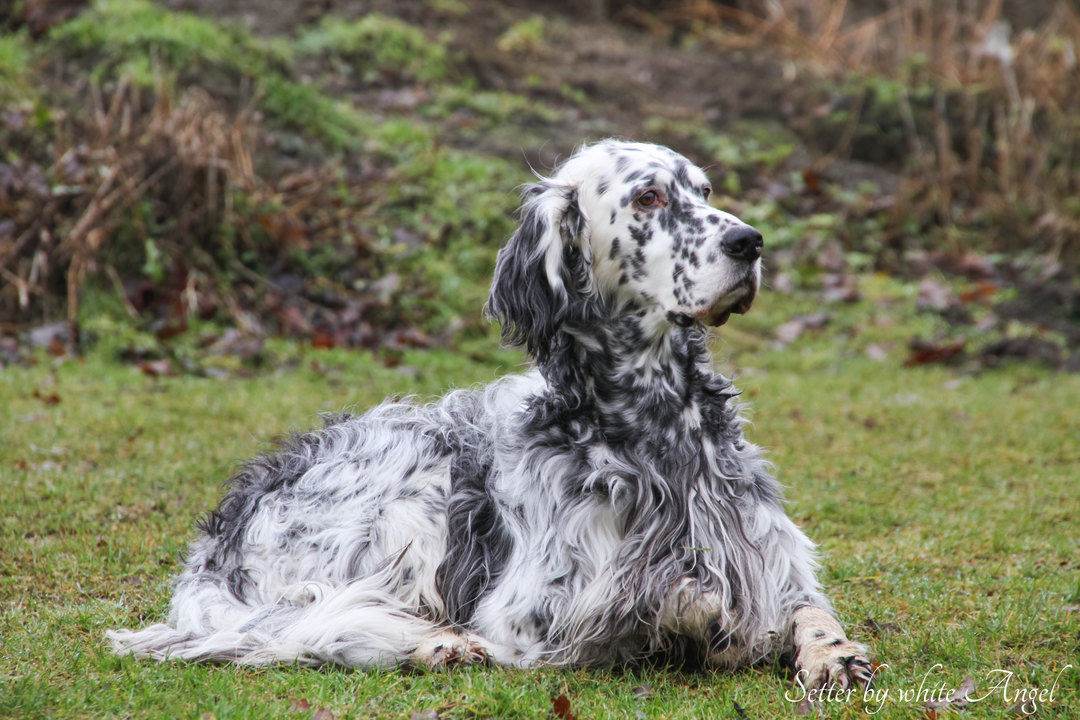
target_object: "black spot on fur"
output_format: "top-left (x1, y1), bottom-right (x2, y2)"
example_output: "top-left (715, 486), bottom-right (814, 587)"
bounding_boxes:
top-left (198, 413), bottom-right (358, 600)
top-left (436, 401), bottom-right (511, 626)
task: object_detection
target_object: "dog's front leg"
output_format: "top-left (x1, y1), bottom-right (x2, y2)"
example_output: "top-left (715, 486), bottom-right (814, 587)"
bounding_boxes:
top-left (659, 580), bottom-right (742, 667)
top-left (790, 606), bottom-right (874, 689)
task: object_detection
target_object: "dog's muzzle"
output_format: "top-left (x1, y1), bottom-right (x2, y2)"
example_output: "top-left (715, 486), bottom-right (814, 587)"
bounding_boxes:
top-left (698, 284), bottom-right (757, 326)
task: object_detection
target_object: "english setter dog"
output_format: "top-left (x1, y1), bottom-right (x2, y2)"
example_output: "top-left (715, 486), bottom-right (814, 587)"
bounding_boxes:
top-left (109, 140), bottom-right (872, 690)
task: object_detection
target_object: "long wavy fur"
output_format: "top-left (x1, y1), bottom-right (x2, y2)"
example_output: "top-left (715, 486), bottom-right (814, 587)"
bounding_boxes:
top-left (108, 140), bottom-right (866, 678)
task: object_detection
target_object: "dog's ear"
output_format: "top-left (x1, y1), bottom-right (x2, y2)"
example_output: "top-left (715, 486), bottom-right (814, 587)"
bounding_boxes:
top-left (486, 181), bottom-right (585, 360)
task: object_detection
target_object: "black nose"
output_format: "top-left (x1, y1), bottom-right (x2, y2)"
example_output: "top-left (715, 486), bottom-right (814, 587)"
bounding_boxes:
top-left (720, 226), bottom-right (763, 262)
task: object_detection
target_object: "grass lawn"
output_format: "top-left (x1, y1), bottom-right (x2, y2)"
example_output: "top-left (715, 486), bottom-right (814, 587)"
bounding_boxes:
top-left (2, 309), bottom-right (1078, 719)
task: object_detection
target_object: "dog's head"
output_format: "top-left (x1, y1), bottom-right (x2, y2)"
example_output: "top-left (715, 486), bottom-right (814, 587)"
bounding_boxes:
top-left (487, 140), bottom-right (761, 359)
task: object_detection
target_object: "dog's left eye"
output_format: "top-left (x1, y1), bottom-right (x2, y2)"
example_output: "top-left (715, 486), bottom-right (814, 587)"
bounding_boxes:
top-left (702, 185), bottom-right (712, 200)
top-left (636, 190), bottom-right (661, 208)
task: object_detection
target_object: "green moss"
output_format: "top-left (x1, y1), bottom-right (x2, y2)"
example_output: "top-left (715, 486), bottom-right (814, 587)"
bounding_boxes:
top-left (51, 0), bottom-right (287, 79)
top-left (0, 31), bottom-right (33, 103)
top-left (296, 14), bottom-right (447, 83)
top-left (258, 74), bottom-right (372, 150)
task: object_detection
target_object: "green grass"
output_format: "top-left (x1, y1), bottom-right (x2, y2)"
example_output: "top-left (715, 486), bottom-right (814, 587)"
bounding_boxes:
top-left (2, 300), bottom-right (1078, 718)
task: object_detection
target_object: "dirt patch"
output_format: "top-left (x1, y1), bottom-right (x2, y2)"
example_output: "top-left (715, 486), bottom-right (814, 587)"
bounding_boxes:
top-left (158, 0), bottom-right (785, 167)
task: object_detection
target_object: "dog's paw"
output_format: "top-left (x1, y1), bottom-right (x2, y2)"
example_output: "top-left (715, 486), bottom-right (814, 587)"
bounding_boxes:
top-left (411, 631), bottom-right (489, 670)
top-left (795, 637), bottom-right (874, 690)
top-left (791, 606), bottom-right (874, 690)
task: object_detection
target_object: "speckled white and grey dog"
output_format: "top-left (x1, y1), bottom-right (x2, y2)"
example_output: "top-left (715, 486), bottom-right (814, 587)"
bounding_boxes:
top-left (108, 140), bottom-right (872, 689)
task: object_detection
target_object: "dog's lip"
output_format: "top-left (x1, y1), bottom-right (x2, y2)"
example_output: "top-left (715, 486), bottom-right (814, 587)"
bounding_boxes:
top-left (694, 287), bottom-right (756, 326)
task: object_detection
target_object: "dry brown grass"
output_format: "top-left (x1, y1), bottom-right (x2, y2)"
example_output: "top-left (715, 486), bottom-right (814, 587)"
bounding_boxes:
top-left (1, 78), bottom-right (259, 343)
top-left (0, 73), bottom-right (384, 349)
top-left (720, 0), bottom-right (1080, 260)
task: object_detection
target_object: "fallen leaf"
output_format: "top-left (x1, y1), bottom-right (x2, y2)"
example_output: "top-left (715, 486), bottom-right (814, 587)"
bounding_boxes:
top-left (552, 694), bottom-right (575, 720)
top-left (289, 699), bottom-right (312, 712)
top-left (632, 685), bottom-right (653, 700)
top-left (860, 617), bottom-right (902, 638)
top-left (154, 318), bottom-right (188, 341)
top-left (904, 339), bottom-right (965, 367)
top-left (916, 278), bottom-right (956, 310)
top-left (135, 359), bottom-right (174, 378)
top-left (409, 711), bottom-right (440, 720)
top-left (925, 676), bottom-right (976, 713)
top-left (865, 343), bottom-right (888, 362)
top-left (776, 314), bottom-right (830, 345)
top-left (960, 280), bottom-right (998, 304)
top-left (32, 389), bottom-right (61, 405)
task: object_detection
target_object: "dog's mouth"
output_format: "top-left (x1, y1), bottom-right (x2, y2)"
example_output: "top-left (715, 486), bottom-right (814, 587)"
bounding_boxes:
top-left (695, 284), bottom-right (757, 327)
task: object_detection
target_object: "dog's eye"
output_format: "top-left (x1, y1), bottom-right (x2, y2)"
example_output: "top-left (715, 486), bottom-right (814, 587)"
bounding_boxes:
top-left (637, 190), bottom-right (660, 208)
top-left (702, 185), bottom-right (712, 200)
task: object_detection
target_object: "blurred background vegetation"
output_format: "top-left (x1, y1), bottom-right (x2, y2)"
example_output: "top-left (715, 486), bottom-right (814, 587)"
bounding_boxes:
top-left (1, 0), bottom-right (1078, 372)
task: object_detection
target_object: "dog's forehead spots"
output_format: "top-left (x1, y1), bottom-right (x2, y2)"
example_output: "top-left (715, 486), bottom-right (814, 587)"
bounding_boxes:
top-left (672, 161), bottom-right (693, 188)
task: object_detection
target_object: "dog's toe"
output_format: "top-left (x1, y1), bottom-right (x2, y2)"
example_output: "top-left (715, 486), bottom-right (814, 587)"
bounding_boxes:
top-left (411, 631), bottom-right (489, 670)
top-left (797, 638), bottom-right (873, 690)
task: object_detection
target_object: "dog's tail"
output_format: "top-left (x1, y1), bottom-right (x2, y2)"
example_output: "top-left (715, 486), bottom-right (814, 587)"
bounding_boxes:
top-left (106, 573), bottom-right (453, 668)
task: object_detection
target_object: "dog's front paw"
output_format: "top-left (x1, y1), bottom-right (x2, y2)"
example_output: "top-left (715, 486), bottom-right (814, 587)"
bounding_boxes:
top-left (792, 606), bottom-right (874, 690)
top-left (796, 636), bottom-right (874, 690)
top-left (411, 630), bottom-right (489, 670)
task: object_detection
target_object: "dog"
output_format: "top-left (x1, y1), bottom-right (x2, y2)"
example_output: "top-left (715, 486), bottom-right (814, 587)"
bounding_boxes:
top-left (108, 139), bottom-right (872, 690)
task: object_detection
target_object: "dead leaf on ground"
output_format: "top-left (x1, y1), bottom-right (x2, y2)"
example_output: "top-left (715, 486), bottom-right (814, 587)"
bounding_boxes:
top-left (925, 675), bottom-right (976, 713)
top-left (552, 693), bottom-right (575, 720)
top-left (861, 617), bottom-right (902, 638)
top-left (822, 273), bottom-right (862, 303)
top-left (960, 280), bottom-right (998, 304)
top-left (916, 278), bottom-right (956, 310)
top-left (776, 314), bottom-right (830, 344)
top-left (904, 339), bottom-right (966, 367)
top-left (135, 359), bottom-right (174, 378)
top-left (865, 343), bottom-right (889, 361)
top-left (32, 389), bottom-right (61, 405)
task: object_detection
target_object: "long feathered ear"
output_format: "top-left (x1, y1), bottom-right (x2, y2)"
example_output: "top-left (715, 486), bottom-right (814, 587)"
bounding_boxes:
top-left (486, 181), bottom-right (582, 361)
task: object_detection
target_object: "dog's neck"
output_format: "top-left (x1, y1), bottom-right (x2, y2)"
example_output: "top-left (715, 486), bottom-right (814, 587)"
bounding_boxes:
top-left (529, 311), bottom-right (740, 446)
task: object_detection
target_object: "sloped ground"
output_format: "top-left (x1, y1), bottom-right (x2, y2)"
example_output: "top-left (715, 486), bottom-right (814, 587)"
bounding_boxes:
top-left (1, 0), bottom-right (1078, 372)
